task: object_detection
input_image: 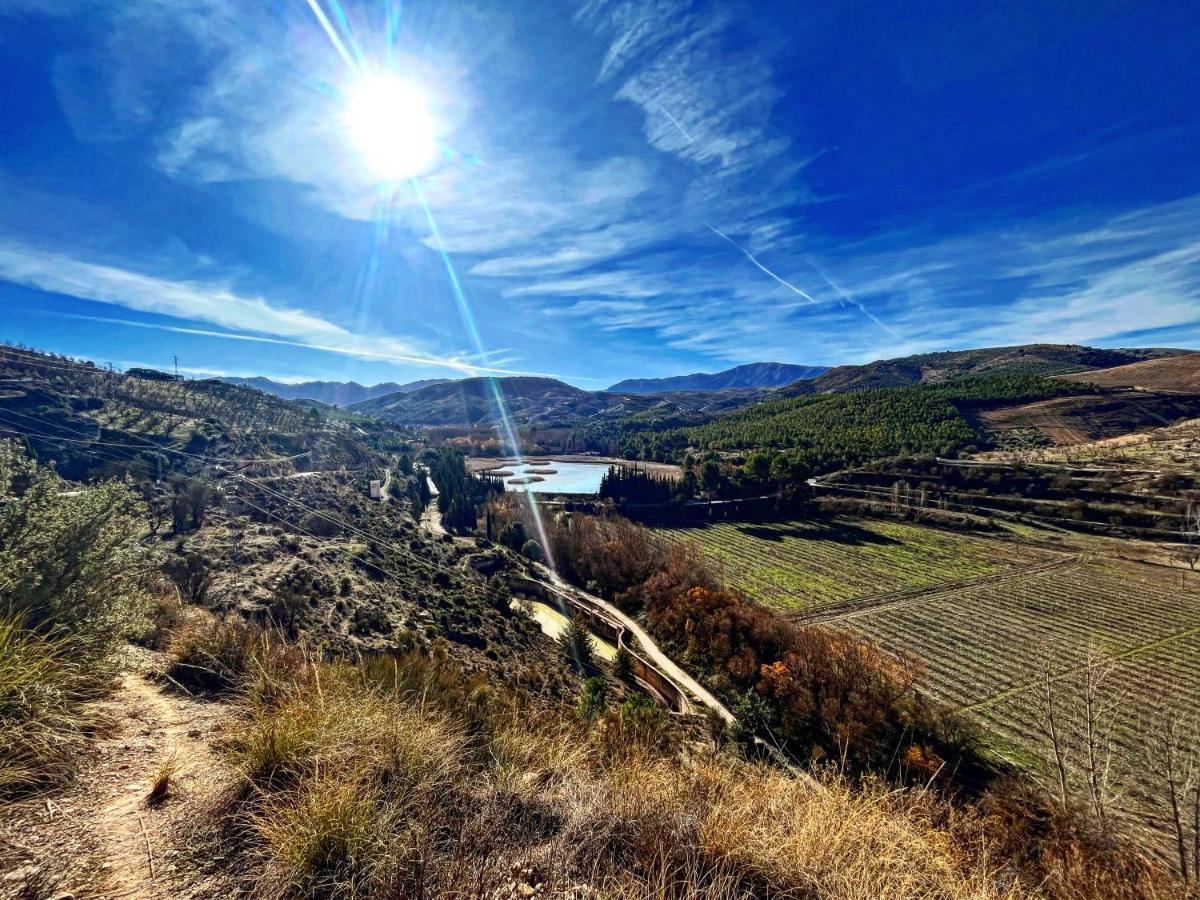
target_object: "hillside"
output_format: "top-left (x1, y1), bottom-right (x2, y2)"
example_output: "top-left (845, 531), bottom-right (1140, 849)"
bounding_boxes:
top-left (0, 345), bottom-right (412, 481)
top-left (780, 344), bottom-right (1191, 395)
top-left (1053, 351), bottom-right (1200, 392)
top-left (351, 375), bottom-right (760, 428)
top-left (609, 361), bottom-right (828, 393)
top-left (219, 375), bottom-right (449, 406)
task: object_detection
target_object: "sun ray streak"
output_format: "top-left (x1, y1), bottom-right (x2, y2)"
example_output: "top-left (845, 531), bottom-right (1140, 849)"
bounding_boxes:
top-left (411, 177), bottom-right (558, 573)
top-left (303, 0), bottom-right (359, 72)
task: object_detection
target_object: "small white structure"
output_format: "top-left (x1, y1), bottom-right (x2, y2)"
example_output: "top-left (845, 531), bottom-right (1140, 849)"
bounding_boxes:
top-left (368, 479), bottom-right (382, 500)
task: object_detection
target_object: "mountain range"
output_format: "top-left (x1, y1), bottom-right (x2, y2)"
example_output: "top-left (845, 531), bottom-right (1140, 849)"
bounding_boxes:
top-left (218, 376), bottom-right (449, 406)
top-left (608, 362), bottom-right (828, 393)
top-left (347, 344), bottom-right (1195, 428)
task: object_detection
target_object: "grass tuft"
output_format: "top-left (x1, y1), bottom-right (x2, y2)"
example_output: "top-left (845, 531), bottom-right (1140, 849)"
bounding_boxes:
top-left (0, 615), bottom-right (113, 798)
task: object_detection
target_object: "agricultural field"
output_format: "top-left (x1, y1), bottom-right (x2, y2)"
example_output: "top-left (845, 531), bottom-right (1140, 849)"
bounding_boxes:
top-left (656, 517), bottom-right (1051, 612)
top-left (844, 555), bottom-right (1200, 855)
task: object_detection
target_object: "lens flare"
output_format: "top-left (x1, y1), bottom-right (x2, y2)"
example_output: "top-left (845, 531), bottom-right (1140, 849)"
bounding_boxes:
top-left (343, 72), bottom-right (439, 182)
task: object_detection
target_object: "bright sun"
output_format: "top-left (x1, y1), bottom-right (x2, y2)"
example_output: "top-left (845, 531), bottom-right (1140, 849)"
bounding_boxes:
top-left (343, 73), bottom-right (439, 182)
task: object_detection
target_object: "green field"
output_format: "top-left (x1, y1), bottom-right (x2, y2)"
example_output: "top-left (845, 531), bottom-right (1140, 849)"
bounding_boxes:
top-left (657, 518), bottom-right (1044, 611)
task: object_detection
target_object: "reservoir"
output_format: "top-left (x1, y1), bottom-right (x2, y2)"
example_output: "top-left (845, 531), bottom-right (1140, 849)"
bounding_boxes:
top-left (476, 459), bottom-right (610, 495)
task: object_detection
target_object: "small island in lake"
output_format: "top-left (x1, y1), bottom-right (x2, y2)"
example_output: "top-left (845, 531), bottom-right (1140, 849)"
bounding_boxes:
top-left (525, 468), bottom-right (558, 475)
top-left (507, 475), bottom-right (546, 485)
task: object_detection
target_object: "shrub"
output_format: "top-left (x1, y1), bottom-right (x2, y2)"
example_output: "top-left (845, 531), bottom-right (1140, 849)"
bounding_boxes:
top-left (557, 614), bottom-right (595, 672)
top-left (0, 441), bottom-right (155, 649)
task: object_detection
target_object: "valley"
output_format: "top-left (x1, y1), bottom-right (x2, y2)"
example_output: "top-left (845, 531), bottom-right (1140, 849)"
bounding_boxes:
top-left (5, 341), bottom-right (1200, 898)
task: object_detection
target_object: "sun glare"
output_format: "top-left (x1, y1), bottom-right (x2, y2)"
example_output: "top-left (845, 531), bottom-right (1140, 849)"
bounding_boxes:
top-left (343, 72), bottom-right (439, 182)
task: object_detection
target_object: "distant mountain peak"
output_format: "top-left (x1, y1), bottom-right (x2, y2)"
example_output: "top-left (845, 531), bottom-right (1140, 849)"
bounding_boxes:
top-left (218, 376), bottom-right (450, 406)
top-left (608, 362), bottom-right (828, 394)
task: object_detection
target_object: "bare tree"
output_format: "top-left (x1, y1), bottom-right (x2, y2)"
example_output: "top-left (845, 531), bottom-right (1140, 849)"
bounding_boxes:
top-left (1032, 651), bottom-right (1071, 808)
top-left (1143, 713), bottom-right (1197, 882)
top-left (1078, 646), bottom-right (1121, 833)
top-left (1179, 501), bottom-right (1200, 571)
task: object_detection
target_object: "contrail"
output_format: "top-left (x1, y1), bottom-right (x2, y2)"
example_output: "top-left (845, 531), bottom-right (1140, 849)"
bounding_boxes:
top-left (658, 104), bottom-right (694, 144)
top-left (801, 254), bottom-right (905, 340)
top-left (706, 225), bottom-right (820, 304)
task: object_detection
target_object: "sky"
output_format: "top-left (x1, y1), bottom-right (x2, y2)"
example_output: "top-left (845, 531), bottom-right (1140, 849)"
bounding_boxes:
top-left (0, 0), bottom-right (1198, 388)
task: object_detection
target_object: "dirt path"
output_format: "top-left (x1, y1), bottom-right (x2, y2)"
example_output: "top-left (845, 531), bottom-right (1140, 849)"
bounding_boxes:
top-left (420, 475), bottom-right (446, 536)
top-left (0, 664), bottom-right (230, 899)
top-left (530, 562), bottom-right (734, 723)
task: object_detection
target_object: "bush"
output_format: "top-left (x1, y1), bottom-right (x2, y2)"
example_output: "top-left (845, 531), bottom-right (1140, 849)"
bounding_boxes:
top-left (520, 538), bottom-right (544, 562)
top-left (0, 442), bottom-right (157, 797)
top-left (299, 511), bottom-right (343, 537)
top-left (0, 441), bottom-right (155, 649)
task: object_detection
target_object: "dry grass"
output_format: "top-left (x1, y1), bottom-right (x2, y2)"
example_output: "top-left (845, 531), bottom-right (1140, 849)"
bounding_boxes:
top-left (211, 657), bottom-right (1031, 900)
top-left (147, 751), bottom-right (179, 806)
top-left (167, 616), bottom-right (304, 698)
top-left (0, 615), bottom-right (113, 798)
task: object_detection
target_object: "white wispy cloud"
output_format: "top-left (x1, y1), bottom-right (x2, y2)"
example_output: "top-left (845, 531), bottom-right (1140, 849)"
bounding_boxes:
top-left (0, 242), bottom-right (531, 375)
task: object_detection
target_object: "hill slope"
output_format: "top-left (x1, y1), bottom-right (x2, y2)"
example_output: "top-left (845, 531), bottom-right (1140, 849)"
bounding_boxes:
top-left (1053, 351), bottom-right (1200, 392)
top-left (609, 362), bottom-right (828, 393)
top-left (351, 376), bottom-right (759, 428)
top-left (782, 344), bottom-right (1190, 395)
top-left (219, 376), bottom-right (449, 406)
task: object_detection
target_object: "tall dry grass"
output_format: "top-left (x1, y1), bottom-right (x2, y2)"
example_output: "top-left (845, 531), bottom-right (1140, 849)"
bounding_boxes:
top-left (0, 615), bottom-right (113, 797)
top-left (212, 652), bottom-right (1032, 900)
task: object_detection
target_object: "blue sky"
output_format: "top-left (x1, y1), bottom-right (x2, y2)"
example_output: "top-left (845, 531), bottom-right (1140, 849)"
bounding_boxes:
top-left (1, 0), bottom-right (1198, 388)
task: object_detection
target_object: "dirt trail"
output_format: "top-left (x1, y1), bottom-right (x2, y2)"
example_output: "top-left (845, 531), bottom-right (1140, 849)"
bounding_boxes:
top-left (1, 665), bottom-right (229, 900)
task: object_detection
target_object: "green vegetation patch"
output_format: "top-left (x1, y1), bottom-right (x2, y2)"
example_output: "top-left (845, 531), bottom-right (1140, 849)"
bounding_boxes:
top-left (659, 518), bottom-right (1014, 611)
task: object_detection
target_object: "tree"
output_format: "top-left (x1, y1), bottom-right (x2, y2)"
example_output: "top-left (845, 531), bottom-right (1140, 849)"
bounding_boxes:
top-left (187, 480), bottom-right (218, 528)
top-left (498, 520), bottom-right (527, 551)
top-left (171, 487), bottom-right (191, 533)
top-left (613, 645), bottom-right (635, 683)
top-left (558, 613), bottom-right (595, 671)
top-left (520, 539), bottom-right (545, 563)
top-left (1143, 714), bottom-right (1198, 882)
top-left (579, 676), bottom-right (608, 721)
top-left (1032, 653), bottom-right (1072, 809)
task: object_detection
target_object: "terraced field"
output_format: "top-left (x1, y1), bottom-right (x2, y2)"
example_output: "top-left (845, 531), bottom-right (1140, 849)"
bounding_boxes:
top-left (656, 518), bottom-right (1051, 611)
top-left (846, 556), bottom-right (1200, 855)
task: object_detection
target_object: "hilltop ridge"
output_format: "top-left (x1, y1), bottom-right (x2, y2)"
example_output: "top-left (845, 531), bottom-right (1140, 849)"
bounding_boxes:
top-left (609, 362), bottom-right (828, 393)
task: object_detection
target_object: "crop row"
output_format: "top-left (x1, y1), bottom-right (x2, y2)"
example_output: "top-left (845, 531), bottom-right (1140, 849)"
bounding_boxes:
top-left (659, 518), bottom-right (1046, 611)
top-left (846, 558), bottom-right (1200, 859)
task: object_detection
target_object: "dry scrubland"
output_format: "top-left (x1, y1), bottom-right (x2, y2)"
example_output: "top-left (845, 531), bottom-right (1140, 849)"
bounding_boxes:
top-left (658, 518), bottom-right (1050, 612)
top-left (189, 648), bottom-right (1024, 900)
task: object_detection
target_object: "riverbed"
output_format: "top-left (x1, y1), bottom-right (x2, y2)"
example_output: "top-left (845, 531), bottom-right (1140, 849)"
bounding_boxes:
top-left (511, 598), bottom-right (618, 661)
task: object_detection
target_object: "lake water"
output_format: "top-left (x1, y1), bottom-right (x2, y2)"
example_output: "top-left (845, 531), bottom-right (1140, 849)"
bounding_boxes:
top-left (477, 459), bottom-right (610, 495)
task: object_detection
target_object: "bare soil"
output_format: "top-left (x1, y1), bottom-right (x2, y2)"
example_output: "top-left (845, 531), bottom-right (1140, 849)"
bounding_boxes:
top-left (0, 652), bottom-right (232, 900)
